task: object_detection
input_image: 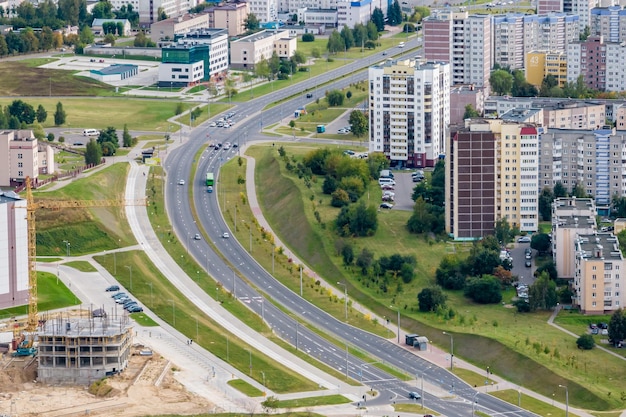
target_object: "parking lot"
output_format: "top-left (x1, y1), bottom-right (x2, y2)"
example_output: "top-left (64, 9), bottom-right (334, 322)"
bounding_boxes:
top-left (391, 172), bottom-right (417, 211)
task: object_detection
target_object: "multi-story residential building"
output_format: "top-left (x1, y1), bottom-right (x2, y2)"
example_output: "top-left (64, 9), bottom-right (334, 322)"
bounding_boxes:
top-left (139, 0), bottom-right (200, 26)
top-left (551, 197), bottom-right (597, 279)
top-left (206, 2), bottom-right (249, 37)
top-left (574, 232), bottom-right (625, 314)
top-left (538, 128), bottom-right (626, 213)
top-left (526, 51), bottom-right (568, 87)
top-left (158, 43), bottom-right (208, 87)
top-left (423, 11), bottom-right (492, 89)
top-left (369, 58), bottom-right (450, 168)
top-left (150, 14), bottom-right (210, 43)
top-left (0, 130), bottom-right (52, 187)
top-left (230, 30), bottom-right (296, 69)
top-left (174, 29), bottom-right (229, 78)
top-left (500, 108), bottom-right (544, 125)
top-left (563, 0), bottom-right (594, 32)
top-left (278, 0), bottom-right (337, 13)
top-left (248, 0), bottom-right (278, 23)
top-left (538, 0), bottom-right (563, 14)
top-left (605, 41), bottom-right (626, 91)
top-left (535, 14), bottom-right (580, 53)
top-left (590, 6), bottom-right (626, 43)
top-left (449, 84), bottom-right (484, 125)
top-left (446, 119), bottom-right (540, 239)
top-left (493, 14), bottom-right (528, 70)
top-left (567, 36), bottom-right (607, 91)
top-left (277, 0), bottom-right (387, 27)
top-left (0, 191), bottom-right (28, 310)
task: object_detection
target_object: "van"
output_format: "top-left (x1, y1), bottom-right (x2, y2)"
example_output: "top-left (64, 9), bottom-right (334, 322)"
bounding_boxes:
top-left (83, 129), bottom-right (98, 137)
top-left (380, 170), bottom-right (394, 179)
top-left (398, 42), bottom-right (405, 48)
top-left (379, 178), bottom-right (396, 187)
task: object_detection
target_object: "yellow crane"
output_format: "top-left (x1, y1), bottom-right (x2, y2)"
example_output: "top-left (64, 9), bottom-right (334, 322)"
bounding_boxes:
top-left (18, 177), bottom-right (146, 341)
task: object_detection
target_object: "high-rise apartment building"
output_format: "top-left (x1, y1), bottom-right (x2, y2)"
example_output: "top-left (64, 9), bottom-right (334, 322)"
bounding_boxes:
top-left (368, 58), bottom-right (450, 168)
top-left (526, 51), bottom-right (568, 87)
top-left (567, 36), bottom-right (607, 91)
top-left (590, 6), bottom-right (626, 43)
top-left (423, 11), bottom-right (492, 88)
top-left (0, 192), bottom-right (28, 310)
top-left (446, 119), bottom-right (539, 239)
top-left (539, 128), bottom-right (626, 211)
top-left (248, 0), bottom-right (278, 23)
top-left (537, 0), bottom-right (563, 14)
top-left (563, 0), bottom-right (595, 32)
top-left (139, 0), bottom-right (200, 26)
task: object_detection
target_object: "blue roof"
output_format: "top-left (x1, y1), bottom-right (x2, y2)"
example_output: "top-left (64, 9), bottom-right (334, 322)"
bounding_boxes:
top-left (90, 63), bottom-right (137, 76)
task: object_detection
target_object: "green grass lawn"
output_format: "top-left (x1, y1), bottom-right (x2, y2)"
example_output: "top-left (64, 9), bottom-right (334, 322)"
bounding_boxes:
top-left (0, 271), bottom-right (79, 320)
top-left (33, 163), bottom-right (136, 256)
top-left (63, 260), bottom-right (97, 272)
top-left (0, 98), bottom-right (192, 132)
top-left (274, 394), bottom-right (351, 408)
top-left (227, 379), bottom-right (264, 397)
top-left (394, 404), bottom-right (440, 415)
top-left (490, 389), bottom-right (578, 417)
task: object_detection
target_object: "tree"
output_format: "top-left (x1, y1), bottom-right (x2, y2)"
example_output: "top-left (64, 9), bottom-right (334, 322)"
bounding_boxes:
top-left (8, 100), bottom-right (35, 124)
top-left (327, 30), bottom-right (344, 54)
top-left (97, 126), bottom-right (119, 156)
top-left (435, 255), bottom-right (465, 290)
top-left (571, 181), bottom-right (587, 198)
top-left (387, 0), bottom-right (402, 26)
top-left (371, 7), bottom-right (385, 32)
top-left (535, 261), bottom-right (558, 281)
top-left (353, 23), bottom-right (368, 49)
top-left (366, 21), bottom-right (379, 41)
top-left (104, 33), bottom-right (116, 45)
top-left (79, 25), bottom-right (94, 45)
top-left (342, 242), bottom-right (354, 265)
top-left (489, 69), bottom-right (513, 96)
top-left (511, 69), bottom-right (538, 97)
top-left (608, 309), bottom-right (626, 345)
top-left (327, 89), bottom-right (344, 106)
top-left (539, 74), bottom-right (559, 97)
top-left (553, 181), bottom-right (567, 198)
top-left (528, 272), bottom-right (557, 311)
top-left (261, 396), bottom-right (279, 413)
top-left (157, 7), bottom-right (167, 21)
top-left (418, 287), bottom-right (447, 312)
top-left (53, 101), bottom-right (66, 125)
top-left (84, 138), bottom-right (102, 165)
top-left (92, 0), bottom-right (113, 18)
top-left (349, 110), bottom-right (368, 137)
top-left (331, 188), bottom-right (350, 207)
top-left (494, 217), bottom-right (514, 245)
top-left (340, 25), bottom-right (354, 50)
top-left (579, 25), bottom-right (590, 41)
top-left (335, 201), bottom-right (378, 237)
top-left (356, 248), bottom-right (374, 275)
top-left (292, 49), bottom-right (306, 65)
top-left (0, 35), bottom-right (7, 57)
top-left (465, 275), bottom-right (502, 304)
top-left (530, 233), bottom-right (551, 255)
top-left (463, 104), bottom-right (480, 119)
top-left (576, 334), bottom-right (595, 350)
top-left (244, 13), bottom-right (260, 31)
top-left (268, 52), bottom-right (281, 78)
top-left (538, 187), bottom-right (555, 221)
top-left (122, 124), bottom-right (132, 147)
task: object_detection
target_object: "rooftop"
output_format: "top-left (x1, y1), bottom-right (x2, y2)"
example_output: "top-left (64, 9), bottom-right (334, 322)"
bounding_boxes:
top-left (91, 64), bottom-right (138, 76)
top-left (553, 214), bottom-right (596, 229)
top-left (576, 233), bottom-right (623, 260)
top-left (38, 313), bottom-right (132, 338)
top-left (0, 191), bottom-right (22, 204)
top-left (500, 108), bottom-right (542, 123)
top-left (234, 29), bottom-right (288, 43)
top-left (553, 197), bottom-right (595, 214)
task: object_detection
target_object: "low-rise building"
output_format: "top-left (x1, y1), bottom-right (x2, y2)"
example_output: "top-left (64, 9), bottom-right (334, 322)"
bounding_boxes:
top-left (229, 30), bottom-right (295, 69)
top-left (574, 232), bottom-right (625, 314)
top-left (0, 130), bottom-right (50, 187)
top-left (206, 2), bottom-right (249, 37)
top-left (90, 64), bottom-right (139, 82)
top-left (300, 9), bottom-right (337, 27)
top-left (158, 43), bottom-right (208, 87)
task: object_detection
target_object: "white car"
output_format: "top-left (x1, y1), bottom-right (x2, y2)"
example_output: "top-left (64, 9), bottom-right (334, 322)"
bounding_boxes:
top-left (223, 142), bottom-right (231, 150)
top-left (222, 232), bottom-right (230, 238)
top-left (178, 179), bottom-right (185, 185)
top-left (194, 234), bottom-right (201, 240)
top-left (209, 122), bottom-right (217, 127)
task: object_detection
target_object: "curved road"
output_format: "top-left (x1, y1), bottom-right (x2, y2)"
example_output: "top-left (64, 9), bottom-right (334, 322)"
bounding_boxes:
top-left (162, 38), bottom-right (536, 417)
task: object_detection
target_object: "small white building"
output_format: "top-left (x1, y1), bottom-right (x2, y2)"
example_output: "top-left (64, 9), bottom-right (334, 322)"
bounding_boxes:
top-left (90, 64), bottom-right (139, 82)
top-left (150, 13), bottom-right (210, 43)
top-left (230, 30), bottom-right (296, 69)
top-left (301, 8), bottom-right (337, 27)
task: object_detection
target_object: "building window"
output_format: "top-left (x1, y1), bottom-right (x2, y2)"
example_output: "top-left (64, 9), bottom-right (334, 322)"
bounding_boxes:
top-left (18, 162), bottom-right (22, 168)
top-left (17, 153), bottom-right (22, 159)
top-left (18, 171), bottom-right (23, 177)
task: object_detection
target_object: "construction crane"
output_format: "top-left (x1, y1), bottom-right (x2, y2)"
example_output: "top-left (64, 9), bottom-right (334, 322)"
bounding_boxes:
top-left (14, 177), bottom-right (146, 351)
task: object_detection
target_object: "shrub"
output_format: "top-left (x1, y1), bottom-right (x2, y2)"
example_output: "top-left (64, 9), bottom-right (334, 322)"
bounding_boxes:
top-left (576, 334), bottom-right (595, 350)
top-left (302, 33), bottom-right (315, 42)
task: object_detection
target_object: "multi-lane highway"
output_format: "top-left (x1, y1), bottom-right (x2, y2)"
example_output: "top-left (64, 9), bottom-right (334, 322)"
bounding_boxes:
top-left (162, 37), bottom-right (537, 417)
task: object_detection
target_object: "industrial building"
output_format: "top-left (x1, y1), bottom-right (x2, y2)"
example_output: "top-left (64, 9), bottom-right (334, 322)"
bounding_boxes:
top-left (37, 311), bottom-right (133, 385)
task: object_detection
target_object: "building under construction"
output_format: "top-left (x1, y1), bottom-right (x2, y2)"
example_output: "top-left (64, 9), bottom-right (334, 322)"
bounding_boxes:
top-left (37, 311), bottom-right (133, 385)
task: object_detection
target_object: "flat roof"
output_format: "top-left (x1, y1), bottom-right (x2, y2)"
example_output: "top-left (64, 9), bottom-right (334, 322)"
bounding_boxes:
top-left (554, 197), bottom-right (595, 213)
top-left (234, 29), bottom-right (288, 43)
top-left (0, 191), bottom-right (22, 204)
top-left (91, 63), bottom-right (138, 76)
top-left (500, 108), bottom-right (542, 122)
top-left (554, 214), bottom-right (596, 229)
top-left (577, 233), bottom-right (623, 260)
top-left (38, 314), bottom-right (132, 337)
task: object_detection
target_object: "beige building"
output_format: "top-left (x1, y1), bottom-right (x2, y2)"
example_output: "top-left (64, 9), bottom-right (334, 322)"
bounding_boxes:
top-left (574, 233), bottom-right (625, 314)
top-left (0, 130), bottom-right (43, 187)
top-left (526, 51), bottom-right (567, 88)
top-left (230, 30), bottom-right (295, 69)
top-left (207, 2), bottom-right (249, 37)
top-left (150, 13), bottom-right (210, 42)
top-left (543, 101), bottom-right (606, 130)
top-left (552, 197), bottom-right (597, 280)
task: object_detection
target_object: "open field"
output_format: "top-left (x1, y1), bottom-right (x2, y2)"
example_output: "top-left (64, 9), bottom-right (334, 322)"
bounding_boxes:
top-left (0, 97), bottom-right (189, 132)
top-left (246, 144), bottom-right (626, 411)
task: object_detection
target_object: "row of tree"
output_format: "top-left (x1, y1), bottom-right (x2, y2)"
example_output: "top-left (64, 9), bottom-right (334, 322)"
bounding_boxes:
top-left (0, 100), bottom-right (66, 129)
top-left (327, 22), bottom-right (380, 54)
top-left (84, 125), bottom-right (133, 164)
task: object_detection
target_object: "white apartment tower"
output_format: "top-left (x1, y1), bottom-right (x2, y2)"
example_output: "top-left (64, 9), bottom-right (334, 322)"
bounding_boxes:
top-left (139, 0), bottom-right (200, 26)
top-left (248, 0), bottom-right (278, 23)
top-left (369, 58), bottom-right (450, 168)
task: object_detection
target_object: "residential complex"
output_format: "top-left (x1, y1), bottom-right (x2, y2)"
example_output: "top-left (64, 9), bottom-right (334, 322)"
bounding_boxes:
top-left (0, 191), bottom-right (28, 310)
top-left (0, 130), bottom-right (54, 187)
top-left (138, 0), bottom-right (200, 26)
top-left (229, 30), bottom-right (296, 69)
top-left (538, 128), bottom-right (626, 211)
top-left (525, 51), bottom-right (568, 88)
top-left (422, 11), bottom-right (492, 89)
top-left (368, 58), bottom-right (450, 168)
top-left (445, 119), bottom-right (539, 239)
top-left (590, 5), bottom-right (626, 43)
top-left (248, 0), bottom-right (278, 23)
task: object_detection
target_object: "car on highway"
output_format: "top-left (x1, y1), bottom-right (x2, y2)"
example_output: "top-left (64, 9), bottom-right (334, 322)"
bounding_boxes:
top-left (517, 236), bottom-right (531, 243)
top-left (379, 203), bottom-right (393, 209)
top-left (178, 179), bottom-right (185, 185)
top-left (232, 143), bottom-right (238, 148)
top-left (209, 122), bottom-right (216, 127)
top-left (194, 233), bottom-right (201, 240)
top-left (222, 232), bottom-right (230, 238)
top-left (382, 51), bottom-right (388, 56)
top-left (338, 128), bottom-right (349, 134)
top-left (408, 391), bottom-right (421, 400)
top-left (223, 142), bottom-right (231, 150)
top-left (105, 285), bottom-right (120, 292)
top-left (306, 93), bottom-right (313, 98)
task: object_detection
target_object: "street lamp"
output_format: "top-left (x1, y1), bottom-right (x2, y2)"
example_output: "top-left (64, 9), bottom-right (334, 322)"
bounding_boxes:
top-left (391, 305), bottom-right (400, 344)
top-left (337, 281), bottom-right (348, 320)
top-left (419, 367), bottom-right (431, 409)
top-left (169, 300), bottom-right (176, 326)
top-left (125, 265), bottom-right (132, 291)
top-left (232, 262), bottom-right (244, 297)
top-left (62, 240), bottom-right (70, 256)
top-left (472, 392), bottom-right (479, 415)
top-left (443, 331), bottom-right (454, 370)
top-left (559, 385), bottom-right (569, 417)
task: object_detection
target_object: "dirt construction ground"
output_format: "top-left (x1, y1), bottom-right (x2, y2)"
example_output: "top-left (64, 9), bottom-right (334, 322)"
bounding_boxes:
top-left (0, 346), bottom-right (212, 417)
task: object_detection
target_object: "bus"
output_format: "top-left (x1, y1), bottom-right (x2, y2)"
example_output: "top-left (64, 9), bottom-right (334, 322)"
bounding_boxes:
top-left (206, 173), bottom-right (214, 186)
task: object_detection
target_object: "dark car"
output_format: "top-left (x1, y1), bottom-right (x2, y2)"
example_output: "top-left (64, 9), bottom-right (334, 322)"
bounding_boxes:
top-left (408, 391), bottom-right (421, 400)
top-left (525, 259), bottom-right (532, 268)
top-left (128, 305), bottom-right (144, 313)
top-left (105, 285), bottom-right (120, 292)
top-left (306, 93), bottom-right (313, 98)
top-left (232, 143), bottom-right (238, 148)
top-left (380, 203), bottom-right (393, 209)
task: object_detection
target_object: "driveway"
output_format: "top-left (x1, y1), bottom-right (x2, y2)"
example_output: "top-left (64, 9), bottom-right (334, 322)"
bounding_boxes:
top-left (510, 241), bottom-right (536, 286)
top-left (392, 172), bottom-right (416, 211)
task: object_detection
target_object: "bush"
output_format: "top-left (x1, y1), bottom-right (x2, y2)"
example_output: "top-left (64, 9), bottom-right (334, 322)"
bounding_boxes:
top-left (576, 334), bottom-right (595, 350)
top-left (302, 33), bottom-right (315, 42)
top-left (464, 275), bottom-right (502, 304)
top-left (418, 287), bottom-right (447, 312)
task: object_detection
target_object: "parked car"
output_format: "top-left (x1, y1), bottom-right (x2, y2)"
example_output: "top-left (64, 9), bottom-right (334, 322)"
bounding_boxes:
top-left (517, 236), bottom-right (531, 243)
top-left (379, 203), bottom-right (394, 209)
top-left (112, 292), bottom-right (127, 299)
top-left (382, 195), bottom-right (394, 202)
top-left (306, 93), bottom-right (313, 98)
top-left (105, 285), bottom-right (120, 292)
top-left (209, 122), bottom-right (216, 127)
top-left (381, 184), bottom-right (395, 191)
top-left (338, 128), bottom-right (348, 134)
top-left (408, 391), bottom-right (421, 400)
top-left (525, 259), bottom-right (532, 268)
top-left (525, 252), bottom-right (532, 260)
top-left (128, 305), bottom-right (144, 313)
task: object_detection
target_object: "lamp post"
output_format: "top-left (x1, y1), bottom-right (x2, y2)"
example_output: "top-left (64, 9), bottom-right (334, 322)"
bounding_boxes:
top-left (472, 392), bottom-right (479, 415)
top-left (169, 300), bottom-right (176, 326)
top-left (391, 305), bottom-right (400, 344)
top-left (337, 281), bottom-right (348, 320)
top-left (125, 265), bottom-right (132, 291)
top-left (559, 385), bottom-right (569, 417)
top-left (147, 282), bottom-right (153, 307)
top-left (419, 367), bottom-right (431, 409)
top-left (443, 331), bottom-right (454, 370)
top-left (62, 240), bottom-right (70, 256)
